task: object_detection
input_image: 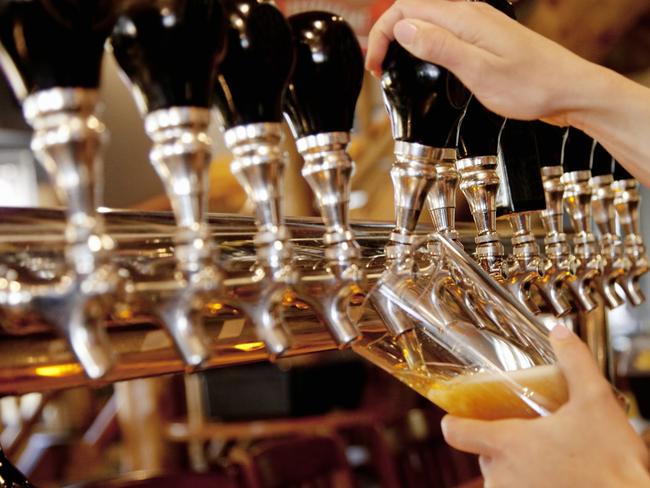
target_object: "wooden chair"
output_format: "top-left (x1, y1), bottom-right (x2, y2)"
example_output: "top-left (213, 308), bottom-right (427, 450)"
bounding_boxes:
top-left (64, 469), bottom-right (243, 488)
top-left (230, 434), bottom-right (355, 488)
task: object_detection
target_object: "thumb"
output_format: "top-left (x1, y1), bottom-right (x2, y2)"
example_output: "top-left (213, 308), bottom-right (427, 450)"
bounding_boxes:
top-left (393, 18), bottom-right (482, 75)
top-left (549, 325), bottom-right (612, 402)
top-left (441, 415), bottom-right (506, 456)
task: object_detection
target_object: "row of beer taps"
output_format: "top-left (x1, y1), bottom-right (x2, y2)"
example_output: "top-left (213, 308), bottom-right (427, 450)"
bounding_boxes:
top-left (0, 0), bottom-right (645, 383)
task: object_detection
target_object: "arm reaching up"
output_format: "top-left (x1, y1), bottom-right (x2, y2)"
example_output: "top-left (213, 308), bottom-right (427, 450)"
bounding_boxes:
top-left (366, 0), bottom-right (650, 187)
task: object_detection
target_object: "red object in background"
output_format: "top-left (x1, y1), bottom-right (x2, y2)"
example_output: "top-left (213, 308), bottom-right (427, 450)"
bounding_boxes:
top-left (275, 0), bottom-right (392, 50)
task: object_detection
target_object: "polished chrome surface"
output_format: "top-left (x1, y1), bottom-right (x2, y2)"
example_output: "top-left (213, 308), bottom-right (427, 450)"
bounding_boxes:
top-left (506, 213), bottom-right (570, 317)
top-left (540, 167), bottom-right (596, 313)
top-left (562, 170), bottom-right (618, 309)
top-left (456, 155), bottom-right (505, 276)
top-left (295, 131), bottom-right (363, 346)
top-left (389, 142), bottom-right (455, 252)
top-left (612, 178), bottom-right (649, 305)
top-left (15, 87), bottom-right (117, 379)
top-left (0, 209), bottom-right (395, 394)
top-left (224, 122), bottom-right (295, 355)
top-left (143, 106), bottom-right (219, 366)
top-left (426, 152), bottom-right (460, 242)
top-left (590, 175), bottom-right (628, 308)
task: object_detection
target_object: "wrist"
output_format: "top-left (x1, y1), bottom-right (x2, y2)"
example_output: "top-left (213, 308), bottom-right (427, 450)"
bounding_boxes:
top-left (563, 61), bottom-right (619, 131)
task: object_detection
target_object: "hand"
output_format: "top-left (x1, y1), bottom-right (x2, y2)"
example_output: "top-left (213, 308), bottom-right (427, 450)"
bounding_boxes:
top-left (365, 0), bottom-right (612, 126)
top-left (441, 326), bottom-right (650, 488)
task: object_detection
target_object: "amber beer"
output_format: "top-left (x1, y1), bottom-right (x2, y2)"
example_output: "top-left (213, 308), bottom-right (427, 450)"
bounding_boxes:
top-left (396, 364), bottom-right (569, 420)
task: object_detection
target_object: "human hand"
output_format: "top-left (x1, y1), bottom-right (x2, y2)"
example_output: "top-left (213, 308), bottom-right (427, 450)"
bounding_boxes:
top-left (365, 0), bottom-right (615, 126)
top-left (441, 325), bottom-right (650, 488)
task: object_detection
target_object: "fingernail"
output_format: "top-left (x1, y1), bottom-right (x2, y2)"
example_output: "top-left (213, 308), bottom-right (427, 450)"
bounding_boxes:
top-left (394, 20), bottom-right (417, 46)
top-left (440, 415), bottom-right (451, 437)
top-left (550, 324), bottom-right (571, 340)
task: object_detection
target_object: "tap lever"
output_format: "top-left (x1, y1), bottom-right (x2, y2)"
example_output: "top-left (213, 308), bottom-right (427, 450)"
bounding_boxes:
top-left (380, 41), bottom-right (469, 148)
top-left (111, 0), bottom-right (228, 366)
top-left (497, 120), bottom-right (547, 215)
top-left (0, 1), bottom-right (119, 378)
top-left (284, 12), bottom-right (364, 347)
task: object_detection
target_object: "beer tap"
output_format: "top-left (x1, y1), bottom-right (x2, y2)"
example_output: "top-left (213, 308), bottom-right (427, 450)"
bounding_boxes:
top-left (377, 41), bottom-right (470, 337)
top-left (456, 97), bottom-right (506, 277)
top-left (0, 0), bottom-right (120, 378)
top-left (590, 143), bottom-right (628, 308)
top-left (561, 128), bottom-right (610, 309)
top-left (498, 119), bottom-right (563, 317)
top-left (212, 0), bottom-right (296, 356)
top-left (283, 12), bottom-right (364, 347)
top-left (380, 41), bottom-right (467, 260)
top-left (612, 162), bottom-right (649, 305)
top-left (538, 125), bottom-right (597, 313)
top-left (110, 0), bottom-right (227, 366)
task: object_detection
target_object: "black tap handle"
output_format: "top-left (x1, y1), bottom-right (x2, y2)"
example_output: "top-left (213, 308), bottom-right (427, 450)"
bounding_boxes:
top-left (213, 0), bottom-right (294, 129)
top-left (497, 119), bottom-right (546, 214)
top-left (591, 142), bottom-right (615, 177)
top-left (380, 41), bottom-right (469, 147)
top-left (0, 447), bottom-right (34, 487)
top-left (283, 11), bottom-right (364, 137)
top-left (532, 122), bottom-right (567, 167)
top-left (562, 127), bottom-right (593, 173)
top-left (0, 0), bottom-right (116, 98)
top-left (456, 96), bottom-right (504, 159)
top-left (110, 0), bottom-right (227, 113)
top-left (613, 161), bottom-right (634, 181)
top-left (482, 0), bottom-right (515, 18)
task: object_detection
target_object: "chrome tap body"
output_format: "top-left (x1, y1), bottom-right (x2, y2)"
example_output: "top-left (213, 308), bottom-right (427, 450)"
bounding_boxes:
top-left (590, 174), bottom-right (628, 308)
top-left (294, 132), bottom-right (363, 346)
top-left (141, 107), bottom-right (221, 366)
top-left (612, 177), bottom-right (648, 305)
top-left (14, 88), bottom-right (117, 379)
top-left (540, 166), bottom-right (597, 312)
top-left (110, 0), bottom-right (228, 366)
top-left (224, 123), bottom-right (296, 356)
top-left (457, 156), bottom-right (505, 276)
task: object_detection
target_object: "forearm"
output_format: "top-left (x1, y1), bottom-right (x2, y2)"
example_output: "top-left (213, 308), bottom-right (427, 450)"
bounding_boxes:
top-left (568, 62), bottom-right (650, 186)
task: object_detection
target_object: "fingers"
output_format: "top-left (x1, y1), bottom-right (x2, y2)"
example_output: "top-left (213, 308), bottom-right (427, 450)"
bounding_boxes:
top-left (549, 325), bottom-right (612, 402)
top-left (392, 19), bottom-right (486, 75)
top-left (365, 0), bottom-right (507, 74)
top-left (441, 415), bottom-right (506, 456)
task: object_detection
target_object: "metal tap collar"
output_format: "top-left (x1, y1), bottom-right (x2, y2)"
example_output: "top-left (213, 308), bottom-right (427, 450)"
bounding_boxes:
top-left (561, 170), bottom-right (592, 185)
top-left (23, 87), bottom-right (99, 122)
top-left (590, 174), bottom-right (614, 187)
top-left (394, 141), bottom-right (456, 162)
top-left (456, 154), bottom-right (498, 173)
top-left (541, 165), bottom-right (563, 178)
top-left (612, 179), bottom-right (638, 193)
top-left (296, 131), bottom-right (349, 153)
top-left (224, 122), bottom-right (283, 148)
top-left (145, 106), bottom-right (211, 135)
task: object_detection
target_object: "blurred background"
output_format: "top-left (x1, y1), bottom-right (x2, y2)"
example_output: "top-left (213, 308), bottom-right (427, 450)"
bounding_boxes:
top-left (2, 0), bottom-right (650, 486)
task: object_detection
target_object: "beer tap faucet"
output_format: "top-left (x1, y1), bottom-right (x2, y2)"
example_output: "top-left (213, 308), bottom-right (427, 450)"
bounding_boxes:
top-left (456, 97), bottom-right (506, 277)
top-left (590, 143), bottom-right (628, 308)
top-left (377, 41), bottom-right (469, 336)
top-left (499, 119), bottom-right (567, 317)
top-left (110, 0), bottom-right (227, 366)
top-left (561, 128), bottom-right (611, 309)
top-left (212, 0), bottom-right (296, 356)
top-left (612, 162), bottom-right (649, 305)
top-left (283, 12), bottom-right (364, 347)
top-left (538, 125), bottom-right (597, 313)
top-left (381, 42), bottom-right (468, 260)
top-left (0, 1), bottom-right (120, 378)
